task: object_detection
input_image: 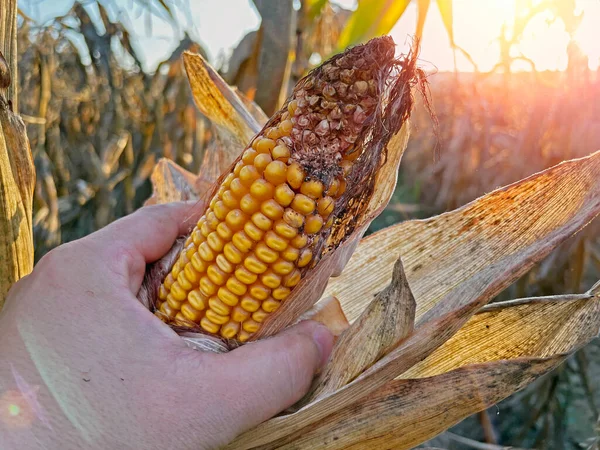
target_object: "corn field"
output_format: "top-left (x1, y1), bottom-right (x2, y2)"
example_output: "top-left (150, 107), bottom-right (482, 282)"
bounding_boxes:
top-left (2, 0), bottom-right (600, 448)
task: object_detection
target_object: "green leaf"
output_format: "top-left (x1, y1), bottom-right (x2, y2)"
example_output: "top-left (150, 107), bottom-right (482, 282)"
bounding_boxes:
top-left (337, 0), bottom-right (410, 49)
top-left (436, 0), bottom-right (454, 44)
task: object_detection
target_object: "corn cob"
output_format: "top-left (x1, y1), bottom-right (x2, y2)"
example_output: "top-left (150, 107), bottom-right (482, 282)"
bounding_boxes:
top-left (155, 38), bottom-right (397, 342)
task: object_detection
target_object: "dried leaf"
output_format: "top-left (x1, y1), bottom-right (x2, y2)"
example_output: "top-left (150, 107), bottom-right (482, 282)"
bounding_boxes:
top-left (296, 296), bottom-right (350, 338)
top-left (183, 51), bottom-right (261, 148)
top-left (0, 99), bottom-right (34, 307)
top-left (257, 290), bottom-right (600, 449)
top-left (145, 158), bottom-right (198, 206)
top-left (227, 151), bottom-right (600, 449)
top-left (402, 289), bottom-right (600, 379)
top-left (326, 151), bottom-right (600, 324)
top-left (305, 258), bottom-right (415, 403)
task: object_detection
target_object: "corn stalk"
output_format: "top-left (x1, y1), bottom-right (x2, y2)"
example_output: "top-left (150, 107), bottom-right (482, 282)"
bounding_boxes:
top-left (0, 0), bottom-right (35, 308)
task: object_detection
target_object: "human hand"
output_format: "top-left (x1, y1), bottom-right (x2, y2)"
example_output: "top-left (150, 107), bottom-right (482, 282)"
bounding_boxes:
top-left (0, 202), bottom-right (333, 450)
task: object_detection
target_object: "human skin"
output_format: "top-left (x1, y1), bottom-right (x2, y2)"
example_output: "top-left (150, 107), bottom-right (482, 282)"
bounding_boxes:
top-left (0, 202), bottom-right (334, 450)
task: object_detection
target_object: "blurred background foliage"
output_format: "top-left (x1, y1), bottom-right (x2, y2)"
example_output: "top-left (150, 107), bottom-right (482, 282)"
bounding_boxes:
top-left (15, 0), bottom-right (599, 448)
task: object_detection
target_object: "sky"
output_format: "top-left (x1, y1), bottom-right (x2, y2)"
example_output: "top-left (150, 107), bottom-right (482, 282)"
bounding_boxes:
top-left (20, 0), bottom-right (600, 72)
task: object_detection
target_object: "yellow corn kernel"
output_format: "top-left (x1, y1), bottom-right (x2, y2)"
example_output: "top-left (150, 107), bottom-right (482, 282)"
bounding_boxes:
top-left (206, 211), bottom-right (220, 229)
top-left (191, 252), bottom-right (207, 273)
top-left (199, 276), bottom-right (218, 296)
top-left (242, 319), bottom-right (260, 333)
top-left (206, 309), bottom-right (229, 325)
top-left (232, 305), bottom-right (250, 322)
top-left (262, 271), bottom-right (282, 289)
top-left (261, 199), bottom-right (284, 220)
top-left (226, 209), bottom-right (246, 231)
top-left (235, 266), bottom-right (258, 285)
top-left (240, 295), bottom-right (261, 312)
top-left (283, 269), bottom-right (301, 287)
top-left (209, 296), bottom-right (232, 316)
top-left (266, 127), bottom-right (281, 140)
top-left (191, 229), bottom-right (204, 246)
top-left (287, 163), bottom-right (305, 189)
top-left (184, 262), bottom-right (201, 283)
top-left (213, 201), bottom-right (230, 221)
top-left (281, 246), bottom-right (300, 262)
top-left (291, 194), bottom-right (316, 215)
top-left (273, 259), bottom-right (295, 276)
top-left (326, 178), bottom-right (340, 196)
top-left (201, 317), bottom-right (221, 334)
top-left (240, 193), bottom-right (261, 214)
top-left (241, 149), bottom-right (257, 165)
top-left (252, 309), bottom-right (269, 323)
top-left (290, 234), bottom-right (309, 249)
top-left (198, 242), bottom-right (216, 261)
top-left (221, 321), bottom-right (240, 339)
top-left (305, 215), bottom-right (324, 234)
top-left (274, 220), bottom-right (298, 239)
top-left (223, 173), bottom-right (235, 187)
top-left (216, 254), bottom-right (234, 273)
top-left (283, 209), bottom-right (304, 228)
top-left (160, 302), bottom-right (177, 318)
top-left (272, 144), bottom-right (290, 161)
top-left (254, 153), bottom-right (273, 173)
top-left (274, 184), bottom-right (295, 206)
top-left (272, 286), bottom-right (291, 300)
top-left (287, 100), bottom-right (298, 116)
top-left (254, 138), bottom-right (276, 153)
top-left (265, 231), bottom-right (288, 252)
top-left (207, 232), bottom-right (225, 253)
top-left (248, 216), bottom-right (270, 236)
top-left (298, 248), bottom-right (313, 268)
top-left (181, 303), bottom-right (203, 321)
top-left (164, 273), bottom-right (175, 290)
top-left (185, 244), bottom-right (197, 260)
top-left (232, 231), bottom-right (253, 253)
top-left (171, 260), bottom-right (182, 279)
top-left (226, 277), bottom-right (247, 296)
top-left (264, 161), bottom-right (288, 185)
top-left (177, 271), bottom-right (193, 290)
top-left (249, 283), bottom-right (270, 300)
top-left (244, 254), bottom-right (268, 274)
top-left (188, 289), bottom-right (207, 311)
top-left (244, 221), bottom-right (264, 241)
top-left (207, 264), bottom-right (227, 286)
top-left (200, 221), bottom-right (212, 238)
top-left (217, 287), bottom-right (239, 307)
top-left (167, 294), bottom-right (183, 310)
top-left (337, 178), bottom-right (347, 197)
top-left (255, 242), bottom-right (278, 264)
top-left (224, 242), bottom-right (244, 264)
top-left (250, 179), bottom-right (275, 201)
top-left (262, 299), bottom-right (281, 313)
top-left (239, 165), bottom-right (261, 186)
top-left (238, 330), bottom-right (252, 342)
top-left (280, 119), bottom-right (293, 134)
top-left (230, 178), bottom-right (249, 198)
top-left (222, 190), bottom-right (238, 209)
top-left (300, 180), bottom-right (324, 199)
top-left (318, 196), bottom-right (334, 216)
top-left (158, 285), bottom-right (168, 301)
top-left (170, 282), bottom-right (187, 301)
top-left (234, 161), bottom-right (244, 176)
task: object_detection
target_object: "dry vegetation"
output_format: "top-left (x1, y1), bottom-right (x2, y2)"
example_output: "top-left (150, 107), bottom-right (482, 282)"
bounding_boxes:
top-left (11, 1), bottom-right (600, 448)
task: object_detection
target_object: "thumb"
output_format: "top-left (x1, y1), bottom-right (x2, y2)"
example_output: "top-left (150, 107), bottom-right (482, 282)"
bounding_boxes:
top-left (215, 320), bottom-right (333, 433)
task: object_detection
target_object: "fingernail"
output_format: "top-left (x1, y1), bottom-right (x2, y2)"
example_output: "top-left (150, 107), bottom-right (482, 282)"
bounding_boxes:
top-left (311, 323), bottom-right (334, 367)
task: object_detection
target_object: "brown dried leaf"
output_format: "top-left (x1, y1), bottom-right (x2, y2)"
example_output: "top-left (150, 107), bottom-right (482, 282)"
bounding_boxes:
top-left (183, 51), bottom-right (261, 147)
top-left (297, 296), bottom-right (350, 338)
top-left (0, 100), bottom-right (34, 307)
top-left (145, 158), bottom-right (199, 206)
top-left (326, 150), bottom-right (600, 324)
top-left (257, 290), bottom-right (600, 449)
top-left (227, 151), bottom-right (600, 449)
top-left (304, 258), bottom-right (415, 403)
top-left (402, 289), bottom-right (600, 379)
